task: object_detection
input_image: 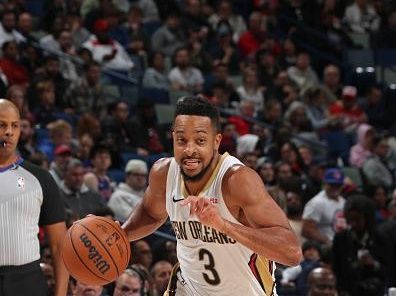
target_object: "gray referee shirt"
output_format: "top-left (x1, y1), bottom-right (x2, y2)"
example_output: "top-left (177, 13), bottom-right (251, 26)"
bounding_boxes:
top-left (0, 159), bottom-right (65, 266)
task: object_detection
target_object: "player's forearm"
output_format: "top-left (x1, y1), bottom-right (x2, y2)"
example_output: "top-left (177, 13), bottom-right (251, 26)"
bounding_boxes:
top-left (122, 202), bottom-right (167, 241)
top-left (222, 220), bottom-right (302, 266)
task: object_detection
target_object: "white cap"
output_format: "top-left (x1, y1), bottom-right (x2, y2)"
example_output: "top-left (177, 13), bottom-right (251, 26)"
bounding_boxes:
top-left (125, 159), bottom-right (148, 174)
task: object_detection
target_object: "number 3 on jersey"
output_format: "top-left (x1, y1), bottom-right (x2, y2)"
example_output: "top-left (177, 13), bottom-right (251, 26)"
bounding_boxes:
top-left (199, 248), bottom-right (221, 285)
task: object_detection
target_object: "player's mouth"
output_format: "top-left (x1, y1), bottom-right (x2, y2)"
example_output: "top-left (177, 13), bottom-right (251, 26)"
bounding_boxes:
top-left (182, 159), bottom-right (200, 171)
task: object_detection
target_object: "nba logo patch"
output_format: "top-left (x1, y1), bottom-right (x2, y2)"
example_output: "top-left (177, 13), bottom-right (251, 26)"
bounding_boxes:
top-left (17, 176), bottom-right (25, 189)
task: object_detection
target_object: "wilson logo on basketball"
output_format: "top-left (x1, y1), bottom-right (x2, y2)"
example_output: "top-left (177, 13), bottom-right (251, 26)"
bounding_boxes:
top-left (80, 233), bottom-right (111, 274)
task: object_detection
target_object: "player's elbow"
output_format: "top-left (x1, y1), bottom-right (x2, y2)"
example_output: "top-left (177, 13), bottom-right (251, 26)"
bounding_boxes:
top-left (286, 244), bottom-right (303, 266)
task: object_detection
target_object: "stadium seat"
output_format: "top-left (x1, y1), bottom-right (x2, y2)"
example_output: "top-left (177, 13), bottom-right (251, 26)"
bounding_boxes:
top-left (341, 167), bottom-right (364, 189)
top-left (141, 87), bottom-right (170, 104)
top-left (169, 90), bottom-right (191, 105)
top-left (120, 152), bottom-right (146, 167)
top-left (344, 49), bottom-right (375, 68)
top-left (103, 84), bottom-right (121, 102)
top-left (108, 169), bottom-right (125, 184)
top-left (348, 32), bottom-right (370, 49)
top-left (120, 85), bottom-right (140, 106)
top-left (155, 104), bottom-right (175, 125)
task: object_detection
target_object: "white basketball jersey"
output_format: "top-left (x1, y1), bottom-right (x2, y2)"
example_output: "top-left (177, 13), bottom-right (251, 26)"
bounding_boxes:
top-left (166, 153), bottom-right (277, 296)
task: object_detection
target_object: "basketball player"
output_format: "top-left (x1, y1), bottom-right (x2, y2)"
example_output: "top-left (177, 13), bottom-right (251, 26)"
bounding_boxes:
top-left (122, 97), bottom-right (302, 295)
top-left (0, 99), bottom-right (68, 296)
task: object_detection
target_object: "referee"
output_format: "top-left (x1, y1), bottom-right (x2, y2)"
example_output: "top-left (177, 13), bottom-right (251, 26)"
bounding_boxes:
top-left (0, 99), bottom-right (68, 296)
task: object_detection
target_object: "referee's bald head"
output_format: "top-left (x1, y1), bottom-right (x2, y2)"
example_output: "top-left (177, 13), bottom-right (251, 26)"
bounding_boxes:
top-left (0, 99), bottom-right (20, 118)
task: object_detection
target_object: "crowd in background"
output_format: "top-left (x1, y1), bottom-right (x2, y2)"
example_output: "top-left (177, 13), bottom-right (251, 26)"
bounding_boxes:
top-left (1, 0), bottom-right (396, 295)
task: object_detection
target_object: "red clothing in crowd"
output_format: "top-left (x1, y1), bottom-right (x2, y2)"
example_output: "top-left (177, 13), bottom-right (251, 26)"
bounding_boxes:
top-left (0, 58), bottom-right (29, 85)
top-left (329, 101), bottom-right (365, 121)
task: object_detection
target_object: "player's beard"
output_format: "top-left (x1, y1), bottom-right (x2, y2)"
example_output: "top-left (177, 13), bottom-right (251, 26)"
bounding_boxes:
top-left (181, 151), bottom-right (215, 182)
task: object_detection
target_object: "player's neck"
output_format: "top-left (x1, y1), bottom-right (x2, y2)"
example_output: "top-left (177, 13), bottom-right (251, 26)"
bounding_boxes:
top-left (184, 153), bottom-right (221, 196)
top-left (0, 153), bottom-right (19, 167)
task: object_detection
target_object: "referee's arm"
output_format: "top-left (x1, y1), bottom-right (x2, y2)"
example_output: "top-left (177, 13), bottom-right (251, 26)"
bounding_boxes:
top-left (44, 222), bottom-right (69, 296)
top-left (37, 165), bottom-right (69, 296)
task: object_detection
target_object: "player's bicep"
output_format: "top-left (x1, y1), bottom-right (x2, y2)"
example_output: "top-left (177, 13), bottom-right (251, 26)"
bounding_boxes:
top-left (140, 159), bottom-right (169, 222)
top-left (226, 167), bottom-right (290, 229)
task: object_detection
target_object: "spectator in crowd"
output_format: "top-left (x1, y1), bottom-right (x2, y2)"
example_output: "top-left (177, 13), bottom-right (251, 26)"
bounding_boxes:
top-left (368, 185), bottom-right (391, 224)
top-left (168, 46), bottom-right (204, 93)
top-left (83, 145), bottom-right (115, 201)
top-left (113, 268), bottom-right (143, 296)
top-left (302, 168), bottom-right (347, 245)
top-left (285, 190), bottom-right (306, 244)
top-left (124, 5), bottom-right (150, 56)
top-left (287, 52), bottom-right (319, 96)
top-left (16, 12), bottom-right (35, 42)
top-left (76, 133), bottom-right (94, 168)
top-left (131, 240), bottom-right (153, 271)
top-left (343, 0), bottom-right (380, 33)
top-left (102, 100), bottom-right (139, 150)
top-left (182, 0), bottom-right (210, 34)
top-left (281, 240), bottom-right (322, 295)
top-left (0, 40), bottom-right (29, 86)
top-left (240, 151), bottom-right (258, 170)
top-left (142, 51), bottom-right (169, 90)
top-left (76, 113), bottom-right (102, 144)
top-left (321, 64), bottom-right (342, 103)
top-left (5, 85), bottom-right (33, 121)
top-left (129, 99), bottom-right (167, 154)
top-left (108, 159), bottom-right (148, 222)
top-left (278, 38), bottom-right (298, 70)
top-left (349, 123), bottom-right (375, 168)
top-left (0, 10), bottom-right (24, 46)
top-left (150, 261), bottom-right (172, 296)
top-left (17, 117), bottom-right (36, 159)
top-left (237, 66), bottom-right (265, 114)
top-left (360, 85), bottom-right (387, 131)
top-left (378, 195), bottom-right (396, 288)
top-left (83, 19), bottom-right (134, 72)
top-left (329, 85), bottom-right (367, 133)
top-left (304, 87), bottom-right (331, 132)
top-left (151, 12), bottom-right (186, 57)
top-left (238, 11), bottom-right (266, 58)
top-left (63, 61), bottom-right (107, 119)
top-left (333, 195), bottom-right (385, 296)
top-left (59, 158), bottom-right (105, 218)
top-left (257, 158), bottom-right (276, 187)
top-left (186, 26), bottom-right (213, 75)
top-left (208, 21), bottom-right (239, 75)
top-left (373, 10), bottom-right (396, 48)
top-left (29, 55), bottom-right (69, 109)
top-left (307, 267), bottom-right (338, 296)
top-left (208, 0), bottom-right (246, 43)
top-left (362, 135), bottom-right (394, 189)
top-left (40, 262), bottom-right (55, 296)
top-left (70, 279), bottom-right (104, 296)
top-left (49, 144), bottom-right (72, 187)
top-left (47, 119), bottom-right (74, 155)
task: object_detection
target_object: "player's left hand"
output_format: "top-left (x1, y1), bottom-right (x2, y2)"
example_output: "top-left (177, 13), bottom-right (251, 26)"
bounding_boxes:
top-left (181, 196), bottom-right (226, 232)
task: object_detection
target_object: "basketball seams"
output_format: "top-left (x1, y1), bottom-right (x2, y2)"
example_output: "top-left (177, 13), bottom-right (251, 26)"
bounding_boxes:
top-left (80, 224), bottom-right (121, 277)
top-left (68, 224), bottom-right (111, 283)
top-left (92, 216), bottom-right (131, 267)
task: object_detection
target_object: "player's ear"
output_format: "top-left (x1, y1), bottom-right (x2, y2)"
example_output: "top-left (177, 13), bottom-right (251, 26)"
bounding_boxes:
top-left (214, 133), bottom-right (222, 150)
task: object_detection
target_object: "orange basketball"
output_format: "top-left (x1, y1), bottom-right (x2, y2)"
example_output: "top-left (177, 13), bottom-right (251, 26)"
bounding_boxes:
top-left (62, 215), bottom-right (131, 285)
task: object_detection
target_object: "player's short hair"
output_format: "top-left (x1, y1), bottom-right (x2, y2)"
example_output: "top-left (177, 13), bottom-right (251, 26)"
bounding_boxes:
top-left (174, 96), bottom-right (220, 132)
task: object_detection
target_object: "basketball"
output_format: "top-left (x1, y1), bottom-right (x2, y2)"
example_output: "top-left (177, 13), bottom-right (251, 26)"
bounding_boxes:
top-left (61, 215), bottom-right (131, 285)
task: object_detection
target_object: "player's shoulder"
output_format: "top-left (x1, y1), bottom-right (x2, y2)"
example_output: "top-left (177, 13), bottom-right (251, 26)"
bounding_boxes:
top-left (223, 164), bottom-right (260, 184)
top-left (149, 157), bottom-right (172, 180)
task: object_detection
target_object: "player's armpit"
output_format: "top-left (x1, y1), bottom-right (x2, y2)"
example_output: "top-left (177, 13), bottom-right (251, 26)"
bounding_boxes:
top-left (122, 158), bottom-right (170, 241)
